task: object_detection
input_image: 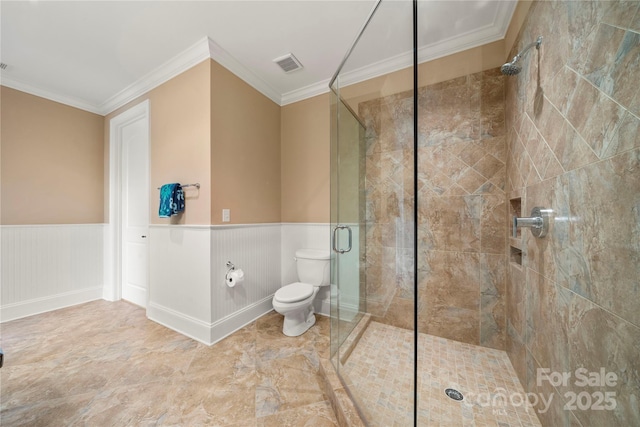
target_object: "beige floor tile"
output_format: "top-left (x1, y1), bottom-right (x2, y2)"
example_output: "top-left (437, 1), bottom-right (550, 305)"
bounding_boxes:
top-left (257, 400), bottom-right (338, 427)
top-left (0, 391), bottom-right (96, 427)
top-left (0, 301), bottom-right (330, 426)
top-left (1, 299), bottom-right (542, 427)
top-left (256, 354), bottom-right (327, 417)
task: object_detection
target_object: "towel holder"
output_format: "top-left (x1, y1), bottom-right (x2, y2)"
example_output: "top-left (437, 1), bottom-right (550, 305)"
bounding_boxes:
top-left (156, 183), bottom-right (200, 190)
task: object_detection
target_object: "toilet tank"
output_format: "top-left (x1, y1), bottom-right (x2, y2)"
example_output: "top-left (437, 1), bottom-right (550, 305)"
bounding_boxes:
top-left (295, 249), bottom-right (331, 287)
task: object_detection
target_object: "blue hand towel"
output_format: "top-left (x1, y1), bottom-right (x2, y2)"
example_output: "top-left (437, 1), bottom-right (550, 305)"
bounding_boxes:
top-left (159, 183), bottom-right (185, 218)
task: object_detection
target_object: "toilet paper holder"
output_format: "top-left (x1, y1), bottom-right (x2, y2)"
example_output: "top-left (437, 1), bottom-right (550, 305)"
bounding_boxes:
top-left (225, 261), bottom-right (237, 277)
top-left (225, 261), bottom-right (245, 287)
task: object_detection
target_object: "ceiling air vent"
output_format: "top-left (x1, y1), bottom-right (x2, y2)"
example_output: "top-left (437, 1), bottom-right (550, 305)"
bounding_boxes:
top-left (273, 53), bottom-right (303, 73)
top-left (0, 63), bottom-right (7, 70)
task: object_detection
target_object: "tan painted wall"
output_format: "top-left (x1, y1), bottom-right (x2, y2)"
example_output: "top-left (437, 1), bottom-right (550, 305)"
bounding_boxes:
top-left (210, 60), bottom-right (281, 225)
top-left (105, 60), bottom-right (212, 225)
top-left (335, 98), bottom-right (363, 225)
top-left (1, 86), bottom-right (104, 225)
top-left (4, 36), bottom-right (514, 227)
top-left (281, 93), bottom-right (330, 223)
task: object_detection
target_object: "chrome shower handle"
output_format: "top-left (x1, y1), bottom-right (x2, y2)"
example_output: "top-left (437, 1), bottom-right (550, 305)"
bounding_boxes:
top-left (513, 207), bottom-right (552, 238)
top-left (332, 225), bottom-right (352, 254)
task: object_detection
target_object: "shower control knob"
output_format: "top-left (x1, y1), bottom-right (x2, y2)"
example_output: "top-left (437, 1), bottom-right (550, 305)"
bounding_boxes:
top-left (513, 207), bottom-right (552, 238)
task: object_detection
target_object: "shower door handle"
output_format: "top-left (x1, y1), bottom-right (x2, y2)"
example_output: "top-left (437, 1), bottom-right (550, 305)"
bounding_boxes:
top-left (344, 226), bottom-right (352, 253)
top-left (332, 225), bottom-right (352, 254)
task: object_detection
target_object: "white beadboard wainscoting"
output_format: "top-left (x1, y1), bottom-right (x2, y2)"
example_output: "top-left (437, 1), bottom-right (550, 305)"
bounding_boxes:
top-left (148, 223), bottom-right (331, 345)
top-left (147, 225), bottom-right (212, 343)
top-left (1, 222), bottom-right (334, 346)
top-left (0, 224), bottom-right (105, 322)
top-left (210, 223), bottom-right (282, 344)
top-left (147, 223), bottom-right (282, 346)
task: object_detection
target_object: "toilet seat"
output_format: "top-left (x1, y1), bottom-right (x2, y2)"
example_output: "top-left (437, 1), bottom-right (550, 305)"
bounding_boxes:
top-left (274, 282), bottom-right (314, 303)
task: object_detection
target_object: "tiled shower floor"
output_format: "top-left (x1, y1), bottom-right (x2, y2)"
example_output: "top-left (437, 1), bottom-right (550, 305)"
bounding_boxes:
top-left (341, 321), bottom-right (542, 426)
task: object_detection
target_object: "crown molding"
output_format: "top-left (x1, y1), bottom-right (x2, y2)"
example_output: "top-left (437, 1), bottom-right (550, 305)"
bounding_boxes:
top-left (419, 25), bottom-right (500, 63)
top-left (418, 0), bottom-right (516, 62)
top-left (3, 36), bottom-right (282, 114)
top-left (206, 38), bottom-right (281, 105)
top-left (100, 37), bottom-right (281, 115)
top-left (278, 25), bottom-right (504, 103)
top-left (100, 37), bottom-right (212, 115)
top-left (1, 75), bottom-right (103, 115)
top-left (4, 1), bottom-right (516, 113)
top-left (340, 49), bottom-right (414, 89)
top-left (277, 1), bottom-right (516, 104)
top-left (280, 78), bottom-right (331, 106)
top-left (335, 28), bottom-right (503, 92)
top-left (495, 0), bottom-right (518, 39)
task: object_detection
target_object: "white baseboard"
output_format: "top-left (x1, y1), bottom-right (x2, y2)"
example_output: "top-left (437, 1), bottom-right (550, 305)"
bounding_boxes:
top-left (147, 296), bottom-right (275, 346)
top-left (147, 302), bottom-right (213, 345)
top-left (209, 296), bottom-right (275, 345)
top-left (0, 286), bottom-right (104, 323)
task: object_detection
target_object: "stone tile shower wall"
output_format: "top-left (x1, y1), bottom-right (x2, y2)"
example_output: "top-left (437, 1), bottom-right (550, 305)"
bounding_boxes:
top-left (505, 1), bottom-right (640, 426)
top-left (359, 69), bottom-right (508, 350)
top-left (360, 91), bottom-right (416, 331)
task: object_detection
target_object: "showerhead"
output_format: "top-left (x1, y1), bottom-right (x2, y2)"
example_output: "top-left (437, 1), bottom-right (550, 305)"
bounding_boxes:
top-left (501, 36), bottom-right (543, 76)
top-left (500, 62), bottom-right (522, 76)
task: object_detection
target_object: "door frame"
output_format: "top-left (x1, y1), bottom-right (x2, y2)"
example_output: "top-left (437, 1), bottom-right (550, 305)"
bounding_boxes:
top-left (106, 100), bottom-right (150, 302)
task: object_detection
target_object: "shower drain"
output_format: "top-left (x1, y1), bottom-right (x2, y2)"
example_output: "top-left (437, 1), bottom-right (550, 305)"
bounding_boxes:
top-left (445, 388), bottom-right (464, 401)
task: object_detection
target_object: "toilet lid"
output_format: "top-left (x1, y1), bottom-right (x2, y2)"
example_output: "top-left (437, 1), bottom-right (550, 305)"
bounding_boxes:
top-left (274, 282), bottom-right (314, 303)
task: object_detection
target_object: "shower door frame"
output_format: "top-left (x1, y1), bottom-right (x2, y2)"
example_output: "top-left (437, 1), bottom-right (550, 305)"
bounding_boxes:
top-left (329, 90), bottom-right (367, 351)
top-left (329, 0), bottom-right (420, 425)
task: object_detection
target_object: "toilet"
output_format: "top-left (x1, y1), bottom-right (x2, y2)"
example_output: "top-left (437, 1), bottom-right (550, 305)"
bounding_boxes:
top-left (273, 249), bottom-right (331, 337)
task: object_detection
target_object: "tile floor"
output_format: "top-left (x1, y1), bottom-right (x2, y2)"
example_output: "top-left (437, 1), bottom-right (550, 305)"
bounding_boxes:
top-left (341, 321), bottom-right (542, 427)
top-left (1, 301), bottom-right (542, 427)
top-left (0, 300), bottom-right (337, 426)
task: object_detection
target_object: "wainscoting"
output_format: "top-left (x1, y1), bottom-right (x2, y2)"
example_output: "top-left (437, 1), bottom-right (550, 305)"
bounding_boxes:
top-left (0, 224), bottom-right (104, 322)
top-left (148, 223), bottom-right (330, 345)
top-left (208, 223), bottom-right (282, 343)
top-left (1, 222), bottom-right (332, 346)
top-left (147, 225), bottom-right (212, 343)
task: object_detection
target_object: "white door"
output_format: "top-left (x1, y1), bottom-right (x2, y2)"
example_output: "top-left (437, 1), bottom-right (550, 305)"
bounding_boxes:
top-left (120, 116), bottom-right (149, 307)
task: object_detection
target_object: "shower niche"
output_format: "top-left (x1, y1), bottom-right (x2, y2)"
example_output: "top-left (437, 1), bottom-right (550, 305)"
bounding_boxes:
top-left (510, 195), bottom-right (523, 266)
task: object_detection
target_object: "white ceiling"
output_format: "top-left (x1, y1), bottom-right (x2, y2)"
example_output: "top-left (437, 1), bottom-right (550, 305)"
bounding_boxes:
top-left (0, 1), bottom-right (516, 115)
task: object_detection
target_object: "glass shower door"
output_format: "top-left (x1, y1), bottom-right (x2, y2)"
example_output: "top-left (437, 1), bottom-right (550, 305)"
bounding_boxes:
top-left (329, 91), bottom-right (366, 360)
top-left (329, 1), bottom-right (417, 425)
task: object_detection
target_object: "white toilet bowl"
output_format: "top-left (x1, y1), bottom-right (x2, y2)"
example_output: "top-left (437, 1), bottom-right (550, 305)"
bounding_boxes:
top-left (273, 249), bottom-right (330, 337)
top-left (272, 282), bottom-right (319, 337)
